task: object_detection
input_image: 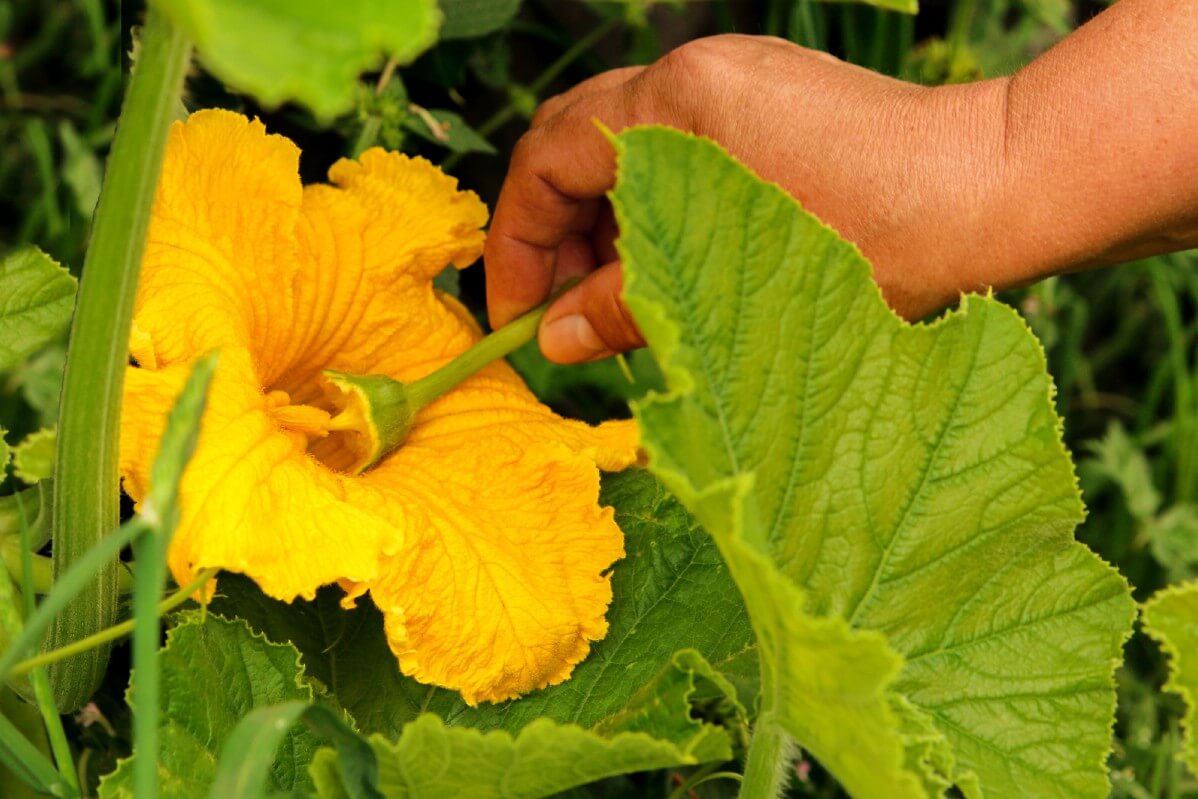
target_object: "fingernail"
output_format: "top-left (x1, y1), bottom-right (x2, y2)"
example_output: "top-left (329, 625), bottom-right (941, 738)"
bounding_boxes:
top-left (540, 314), bottom-right (608, 363)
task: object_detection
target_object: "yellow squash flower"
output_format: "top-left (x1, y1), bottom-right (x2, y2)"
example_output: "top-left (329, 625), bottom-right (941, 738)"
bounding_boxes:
top-left (119, 110), bottom-right (639, 704)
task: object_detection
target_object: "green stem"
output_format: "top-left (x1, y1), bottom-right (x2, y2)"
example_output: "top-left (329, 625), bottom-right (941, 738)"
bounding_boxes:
top-left (407, 301), bottom-right (550, 410)
top-left (443, 13), bottom-right (620, 170)
top-left (1151, 266), bottom-right (1195, 501)
top-left (665, 763), bottom-right (741, 799)
top-left (16, 495), bottom-right (79, 795)
top-left (739, 716), bottom-right (793, 799)
top-left (7, 568), bottom-right (217, 681)
top-left (946, 0), bottom-right (979, 65)
top-left (791, 0), bottom-right (821, 50)
top-left (47, 7), bottom-right (191, 711)
top-left (1, 519), bottom-right (148, 688)
top-left (350, 55), bottom-right (400, 156)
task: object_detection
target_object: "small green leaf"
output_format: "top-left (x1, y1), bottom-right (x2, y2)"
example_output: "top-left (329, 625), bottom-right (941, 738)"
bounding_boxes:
top-left (11, 429), bottom-right (56, 486)
top-left (0, 247), bottom-right (77, 374)
top-left (150, 0), bottom-right (442, 118)
top-left (614, 126), bottom-right (1134, 798)
top-left (1085, 421), bottom-right (1161, 521)
top-left (1148, 505), bottom-right (1198, 581)
top-left (1142, 580), bottom-right (1198, 775)
top-left (439, 0), bottom-right (521, 39)
top-left (403, 108), bottom-right (495, 154)
top-left (98, 613), bottom-right (322, 799)
top-left (14, 343), bottom-right (66, 428)
top-left (58, 122), bottom-right (103, 219)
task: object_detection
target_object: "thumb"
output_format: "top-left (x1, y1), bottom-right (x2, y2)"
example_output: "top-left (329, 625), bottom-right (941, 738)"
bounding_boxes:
top-left (538, 260), bottom-right (645, 364)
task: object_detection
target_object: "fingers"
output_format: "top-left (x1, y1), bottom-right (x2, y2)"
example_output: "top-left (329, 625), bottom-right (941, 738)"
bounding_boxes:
top-left (538, 260), bottom-right (644, 363)
top-left (485, 71), bottom-right (650, 328)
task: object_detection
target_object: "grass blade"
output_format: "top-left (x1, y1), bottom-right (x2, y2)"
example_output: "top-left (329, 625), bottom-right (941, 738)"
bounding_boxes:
top-left (130, 353), bottom-right (218, 799)
top-left (207, 702), bottom-right (382, 799)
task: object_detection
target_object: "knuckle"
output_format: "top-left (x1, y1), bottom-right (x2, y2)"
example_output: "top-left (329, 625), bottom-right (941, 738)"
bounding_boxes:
top-left (641, 36), bottom-right (744, 129)
top-left (531, 94), bottom-right (566, 128)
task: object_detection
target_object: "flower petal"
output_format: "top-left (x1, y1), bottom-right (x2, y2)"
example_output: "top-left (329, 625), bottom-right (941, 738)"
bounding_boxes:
top-left (133, 110), bottom-right (303, 371)
top-left (366, 436), bottom-right (623, 705)
top-left (412, 364), bottom-right (640, 472)
top-left (264, 155), bottom-right (487, 391)
top-left (120, 348), bottom-right (403, 601)
top-left (328, 148), bottom-right (488, 279)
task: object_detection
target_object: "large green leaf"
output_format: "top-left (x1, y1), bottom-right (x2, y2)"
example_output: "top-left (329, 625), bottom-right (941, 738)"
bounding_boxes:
top-left (310, 650), bottom-right (740, 798)
top-left (211, 469), bottom-right (756, 737)
top-left (98, 612), bottom-right (321, 798)
top-left (0, 247), bottom-right (77, 374)
top-left (1142, 580), bottom-right (1198, 775)
top-left (613, 127), bottom-right (1135, 798)
top-left (151, 0), bottom-right (441, 118)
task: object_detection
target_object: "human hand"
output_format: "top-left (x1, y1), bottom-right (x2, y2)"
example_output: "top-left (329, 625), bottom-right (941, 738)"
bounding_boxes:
top-left (485, 34), bottom-right (1009, 362)
top-left (488, 3), bottom-right (1198, 364)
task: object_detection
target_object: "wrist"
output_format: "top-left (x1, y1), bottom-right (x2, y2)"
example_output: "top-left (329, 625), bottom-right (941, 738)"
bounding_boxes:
top-left (856, 76), bottom-right (1018, 320)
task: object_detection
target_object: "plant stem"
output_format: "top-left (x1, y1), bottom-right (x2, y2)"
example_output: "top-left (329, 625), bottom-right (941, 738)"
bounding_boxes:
top-left (665, 763), bottom-right (741, 799)
top-left (739, 716), bottom-right (792, 799)
top-left (0, 518), bottom-right (148, 686)
top-left (350, 55), bottom-right (400, 156)
top-left (16, 495), bottom-right (79, 796)
top-left (443, 13), bottom-right (620, 170)
top-left (46, 7), bottom-right (191, 711)
top-left (7, 568), bottom-right (217, 681)
top-left (407, 300), bottom-right (550, 410)
top-left (1151, 266), bottom-right (1196, 501)
top-left (946, 0), bottom-right (979, 66)
top-left (791, 0), bottom-right (822, 50)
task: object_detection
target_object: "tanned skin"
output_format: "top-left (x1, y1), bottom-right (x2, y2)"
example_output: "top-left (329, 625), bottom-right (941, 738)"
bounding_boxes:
top-left (483, 0), bottom-right (1198, 363)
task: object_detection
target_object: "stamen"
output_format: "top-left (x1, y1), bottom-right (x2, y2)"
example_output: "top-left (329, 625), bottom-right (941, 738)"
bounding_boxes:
top-left (267, 392), bottom-right (333, 440)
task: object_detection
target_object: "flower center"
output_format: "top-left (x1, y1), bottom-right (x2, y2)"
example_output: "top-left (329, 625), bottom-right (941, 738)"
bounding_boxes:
top-left (265, 388), bottom-right (376, 474)
top-left (265, 389), bottom-right (332, 444)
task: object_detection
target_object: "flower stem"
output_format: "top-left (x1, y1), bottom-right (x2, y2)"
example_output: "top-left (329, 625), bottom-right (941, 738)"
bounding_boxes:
top-left (46, 7), bottom-right (191, 711)
top-left (406, 301), bottom-right (550, 410)
top-left (6, 568), bottom-right (217, 681)
top-left (739, 715), bottom-right (794, 799)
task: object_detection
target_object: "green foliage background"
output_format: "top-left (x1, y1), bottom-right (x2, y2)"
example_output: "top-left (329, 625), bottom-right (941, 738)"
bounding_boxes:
top-left (2, 0), bottom-right (1197, 797)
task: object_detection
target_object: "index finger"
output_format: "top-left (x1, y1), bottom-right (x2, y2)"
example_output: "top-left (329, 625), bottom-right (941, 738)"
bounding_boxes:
top-left (484, 85), bottom-right (639, 328)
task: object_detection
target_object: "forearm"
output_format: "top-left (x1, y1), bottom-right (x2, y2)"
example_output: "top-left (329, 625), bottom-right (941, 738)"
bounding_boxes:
top-left (995, 0), bottom-right (1198, 283)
